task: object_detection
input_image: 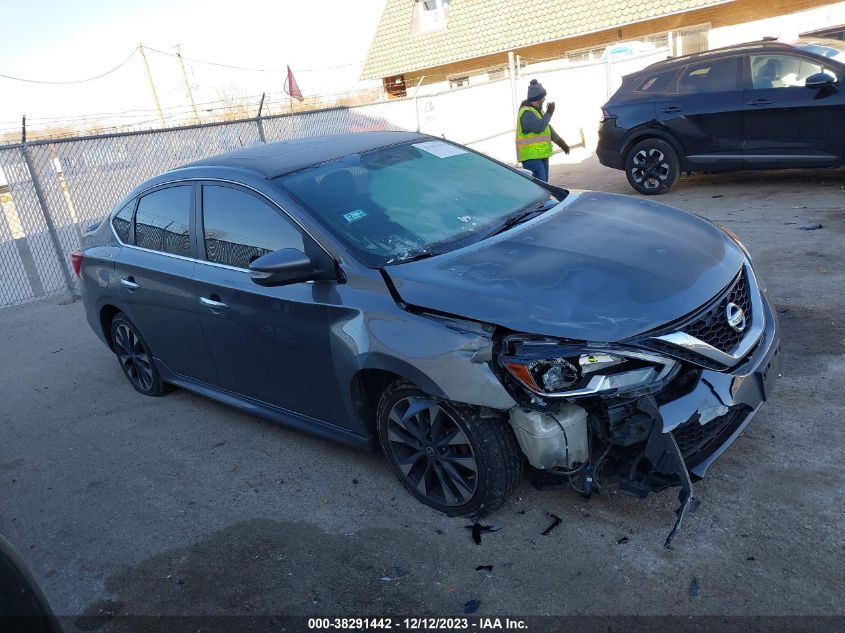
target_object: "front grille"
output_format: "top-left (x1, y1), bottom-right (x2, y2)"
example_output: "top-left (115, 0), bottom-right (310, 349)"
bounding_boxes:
top-left (643, 340), bottom-right (725, 371)
top-left (681, 268), bottom-right (752, 354)
top-left (672, 405), bottom-right (752, 468)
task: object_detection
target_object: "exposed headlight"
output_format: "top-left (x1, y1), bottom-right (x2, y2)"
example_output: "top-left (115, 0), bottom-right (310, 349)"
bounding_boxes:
top-left (719, 225), bottom-right (753, 264)
top-left (499, 336), bottom-right (678, 398)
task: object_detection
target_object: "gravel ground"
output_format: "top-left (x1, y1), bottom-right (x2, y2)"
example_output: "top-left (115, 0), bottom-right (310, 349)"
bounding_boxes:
top-left (1, 154), bottom-right (843, 626)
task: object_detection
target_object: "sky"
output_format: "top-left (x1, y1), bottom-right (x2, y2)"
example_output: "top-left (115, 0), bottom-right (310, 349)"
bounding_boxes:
top-left (0, 0), bottom-right (387, 135)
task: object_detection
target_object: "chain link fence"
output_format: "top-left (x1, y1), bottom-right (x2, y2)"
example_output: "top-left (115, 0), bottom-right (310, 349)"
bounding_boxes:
top-left (0, 50), bottom-right (664, 308)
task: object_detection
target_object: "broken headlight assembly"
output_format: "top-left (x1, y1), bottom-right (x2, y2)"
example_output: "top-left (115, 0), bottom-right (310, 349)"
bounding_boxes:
top-left (498, 335), bottom-right (679, 398)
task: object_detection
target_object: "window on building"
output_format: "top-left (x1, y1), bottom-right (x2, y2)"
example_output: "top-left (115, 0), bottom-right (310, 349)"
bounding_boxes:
top-left (673, 25), bottom-right (709, 56)
top-left (487, 68), bottom-right (506, 81)
top-left (800, 25), bottom-right (845, 41)
top-left (383, 75), bottom-right (407, 98)
top-left (677, 57), bottom-right (740, 94)
top-left (201, 186), bottom-right (303, 269)
top-left (411, 0), bottom-right (450, 34)
top-left (134, 186), bottom-right (192, 256)
top-left (448, 76), bottom-right (469, 89)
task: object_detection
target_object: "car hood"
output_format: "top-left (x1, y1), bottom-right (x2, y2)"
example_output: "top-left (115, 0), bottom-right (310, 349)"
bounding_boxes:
top-left (383, 191), bottom-right (745, 342)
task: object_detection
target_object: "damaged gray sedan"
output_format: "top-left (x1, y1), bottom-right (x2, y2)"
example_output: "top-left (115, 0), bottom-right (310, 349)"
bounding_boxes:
top-left (76, 132), bottom-right (781, 538)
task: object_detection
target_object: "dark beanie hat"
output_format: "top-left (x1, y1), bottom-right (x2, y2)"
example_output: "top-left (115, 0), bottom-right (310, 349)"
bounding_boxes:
top-left (527, 79), bottom-right (546, 101)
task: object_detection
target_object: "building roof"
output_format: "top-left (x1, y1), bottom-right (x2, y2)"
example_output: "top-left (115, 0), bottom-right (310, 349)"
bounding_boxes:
top-left (183, 131), bottom-right (426, 178)
top-left (362, 0), bottom-right (733, 80)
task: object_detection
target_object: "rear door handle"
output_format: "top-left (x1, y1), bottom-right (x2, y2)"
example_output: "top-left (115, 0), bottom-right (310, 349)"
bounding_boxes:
top-left (660, 106), bottom-right (683, 113)
top-left (747, 98), bottom-right (772, 106)
top-left (200, 296), bottom-right (229, 310)
top-left (120, 277), bottom-right (140, 290)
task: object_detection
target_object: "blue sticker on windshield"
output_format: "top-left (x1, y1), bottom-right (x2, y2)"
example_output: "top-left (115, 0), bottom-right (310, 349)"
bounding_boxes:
top-left (343, 209), bottom-right (368, 223)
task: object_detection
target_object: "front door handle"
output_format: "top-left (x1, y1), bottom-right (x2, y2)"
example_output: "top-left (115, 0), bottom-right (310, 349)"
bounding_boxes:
top-left (200, 296), bottom-right (229, 310)
top-left (120, 277), bottom-right (140, 290)
top-left (747, 98), bottom-right (772, 106)
top-left (661, 105), bottom-right (683, 113)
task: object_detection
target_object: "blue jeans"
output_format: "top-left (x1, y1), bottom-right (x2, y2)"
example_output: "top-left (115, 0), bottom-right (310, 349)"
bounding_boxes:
top-left (522, 158), bottom-right (549, 182)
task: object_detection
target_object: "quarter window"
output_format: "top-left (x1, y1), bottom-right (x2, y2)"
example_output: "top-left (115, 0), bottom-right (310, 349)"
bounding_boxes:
top-left (677, 57), bottom-right (740, 94)
top-left (111, 201), bottom-right (134, 244)
top-left (201, 186), bottom-right (304, 269)
top-left (134, 186), bottom-right (192, 256)
top-left (750, 55), bottom-right (831, 89)
top-left (636, 69), bottom-right (679, 93)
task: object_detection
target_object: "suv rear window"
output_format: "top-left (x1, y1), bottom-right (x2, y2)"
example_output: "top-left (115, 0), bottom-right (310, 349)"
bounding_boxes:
top-left (636, 69), bottom-right (678, 93)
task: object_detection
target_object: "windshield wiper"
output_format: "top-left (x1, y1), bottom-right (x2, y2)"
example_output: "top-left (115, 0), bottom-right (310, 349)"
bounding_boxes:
top-left (487, 200), bottom-right (553, 238)
top-left (385, 250), bottom-right (439, 265)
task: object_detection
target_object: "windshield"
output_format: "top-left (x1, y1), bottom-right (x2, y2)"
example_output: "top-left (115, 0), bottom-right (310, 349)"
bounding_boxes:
top-left (276, 140), bottom-right (550, 266)
top-left (794, 37), bottom-right (845, 63)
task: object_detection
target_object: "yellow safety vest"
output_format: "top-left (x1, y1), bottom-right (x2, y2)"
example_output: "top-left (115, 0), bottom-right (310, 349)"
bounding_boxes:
top-left (516, 106), bottom-right (553, 162)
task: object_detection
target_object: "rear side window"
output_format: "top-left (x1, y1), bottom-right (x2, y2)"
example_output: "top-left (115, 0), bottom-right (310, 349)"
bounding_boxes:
top-left (201, 185), bottom-right (304, 269)
top-left (636, 69), bottom-right (679, 93)
top-left (677, 57), bottom-right (741, 94)
top-left (134, 186), bottom-right (192, 257)
top-left (111, 201), bottom-right (134, 244)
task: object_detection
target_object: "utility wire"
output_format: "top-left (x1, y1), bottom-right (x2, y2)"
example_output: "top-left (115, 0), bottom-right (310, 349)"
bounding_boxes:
top-left (143, 46), bottom-right (364, 73)
top-left (0, 48), bottom-right (139, 84)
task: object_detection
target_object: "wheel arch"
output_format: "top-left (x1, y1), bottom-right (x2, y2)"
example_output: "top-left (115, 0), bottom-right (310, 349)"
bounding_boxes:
top-left (621, 127), bottom-right (686, 169)
top-left (99, 304), bottom-right (122, 351)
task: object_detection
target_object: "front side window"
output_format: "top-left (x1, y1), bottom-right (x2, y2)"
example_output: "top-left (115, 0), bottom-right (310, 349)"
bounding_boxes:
top-left (277, 140), bottom-right (550, 267)
top-left (750, 54), bottom-right (832, 89)
top-left (111, 201), bottom-right (134, 244)
top-left (134, 186), bottom-right (192, 257)
top-left (201, 186), bottom-right (304, 269)
top-left (677, 57), bottom-right (740, 94)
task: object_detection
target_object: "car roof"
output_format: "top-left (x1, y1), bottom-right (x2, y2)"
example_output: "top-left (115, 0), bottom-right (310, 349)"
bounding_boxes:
top-left (182, 131), bottom-right (427, 179)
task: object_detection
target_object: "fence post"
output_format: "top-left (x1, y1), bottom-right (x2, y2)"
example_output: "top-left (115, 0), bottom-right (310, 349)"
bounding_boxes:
top-left (20, 144), bottom-right (79, 300)
top-left (256, 92), bottom-right (267, 143)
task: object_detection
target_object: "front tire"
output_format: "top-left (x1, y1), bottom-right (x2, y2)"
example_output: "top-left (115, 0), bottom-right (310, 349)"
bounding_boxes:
top-left (625, 138), bottom-right (680, 195)
top-left (377, 381), bottom-right (523, 517)
top-left (110, 313), bottom-right (169, 396)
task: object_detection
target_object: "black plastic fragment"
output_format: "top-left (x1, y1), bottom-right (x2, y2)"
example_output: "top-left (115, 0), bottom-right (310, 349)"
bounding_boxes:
top-left (616, 536), bottom-right (629, 544)
top-left (799, 224), bottom-right (823, 231)
top-left (475, 565), bottom-right (494, 572)
top-left (464, 518), bottom-right (502, 545)
top-left (542, 513), bottom-right (562, 536)
top-left (464, 599), bottom-right (481, 614)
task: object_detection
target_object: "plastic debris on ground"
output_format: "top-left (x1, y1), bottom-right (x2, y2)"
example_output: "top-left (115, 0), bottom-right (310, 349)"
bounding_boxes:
top-left (689, 577), bottom-right (701, 597)
top-left (464, 599), bottom-right (481, 614)
top-left (542, 513), bottom-right (562, 536)
top-left (616, 536), bottom-right (630, 544)
top-left (464, 517), bottom-right (502, 545)
top-left (475, 565), bottom-right (494, 572)
top-left (799, 224), bottom-right (823, 231)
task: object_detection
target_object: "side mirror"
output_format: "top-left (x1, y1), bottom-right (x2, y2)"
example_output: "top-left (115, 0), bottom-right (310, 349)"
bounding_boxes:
top-left (805, 72), bottom-right (836, 89)
top-left (249, 248), bottom-right (318, 287)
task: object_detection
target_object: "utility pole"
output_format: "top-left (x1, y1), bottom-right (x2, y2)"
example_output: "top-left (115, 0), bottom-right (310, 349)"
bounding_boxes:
top-left (139, 44), bottom-right (166, 128)
top-left (176, 45), bottom-right (200, 124)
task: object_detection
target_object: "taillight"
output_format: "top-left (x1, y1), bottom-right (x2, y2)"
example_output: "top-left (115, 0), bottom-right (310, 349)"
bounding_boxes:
top-left (71, 251), bottom-right (83, 277)
top-left (600, 108), bottom-right (616, 123)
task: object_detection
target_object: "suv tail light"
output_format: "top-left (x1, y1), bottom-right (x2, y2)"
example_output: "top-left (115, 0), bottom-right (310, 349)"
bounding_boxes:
top-left (70, 251), bottom-right (83, 277)
top-left (600, 108), bottom-right (617, 123)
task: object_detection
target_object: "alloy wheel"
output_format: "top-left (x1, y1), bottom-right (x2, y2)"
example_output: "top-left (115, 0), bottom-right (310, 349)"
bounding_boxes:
top-left (385, 397), bottom-right (479, 507)
top-left (113, 323), bottom-right (154, 392)
top-left (630, 147), bottom-right (670, 191)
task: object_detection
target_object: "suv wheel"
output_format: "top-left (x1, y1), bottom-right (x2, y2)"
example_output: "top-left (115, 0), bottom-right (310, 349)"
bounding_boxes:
top-left (625, 138), bottom-right (680, 195)
top-left (377, 381), bottom-right (523, 517)
top-left (110, 313), bottom-right (169, 396)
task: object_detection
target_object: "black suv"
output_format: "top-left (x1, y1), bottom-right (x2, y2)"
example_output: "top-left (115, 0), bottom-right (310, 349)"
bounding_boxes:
top-left (597, 38), bottom-right (845, 194)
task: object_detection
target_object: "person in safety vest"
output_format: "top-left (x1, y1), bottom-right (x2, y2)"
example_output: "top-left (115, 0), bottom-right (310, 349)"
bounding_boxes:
top-left (515, 79), bottom-right (569, 182)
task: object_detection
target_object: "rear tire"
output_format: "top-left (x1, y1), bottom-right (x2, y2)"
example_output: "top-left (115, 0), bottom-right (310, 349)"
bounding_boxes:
top-left (110, 313), bottom-right (169, 397)
top-left (625, 138), bottom-right (680, 195)
top-left (377, 380), bottom-right (523, 517)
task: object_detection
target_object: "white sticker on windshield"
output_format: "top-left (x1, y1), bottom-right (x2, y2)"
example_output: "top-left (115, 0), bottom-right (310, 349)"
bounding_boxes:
top-left (343, 209), bottom-right (368, 223)
top-left (413, 141), bottom-right (467, 159)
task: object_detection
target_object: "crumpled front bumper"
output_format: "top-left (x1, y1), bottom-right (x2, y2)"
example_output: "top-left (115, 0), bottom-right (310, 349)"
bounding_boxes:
top-left (658, 289), bottom-right (782, 478)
